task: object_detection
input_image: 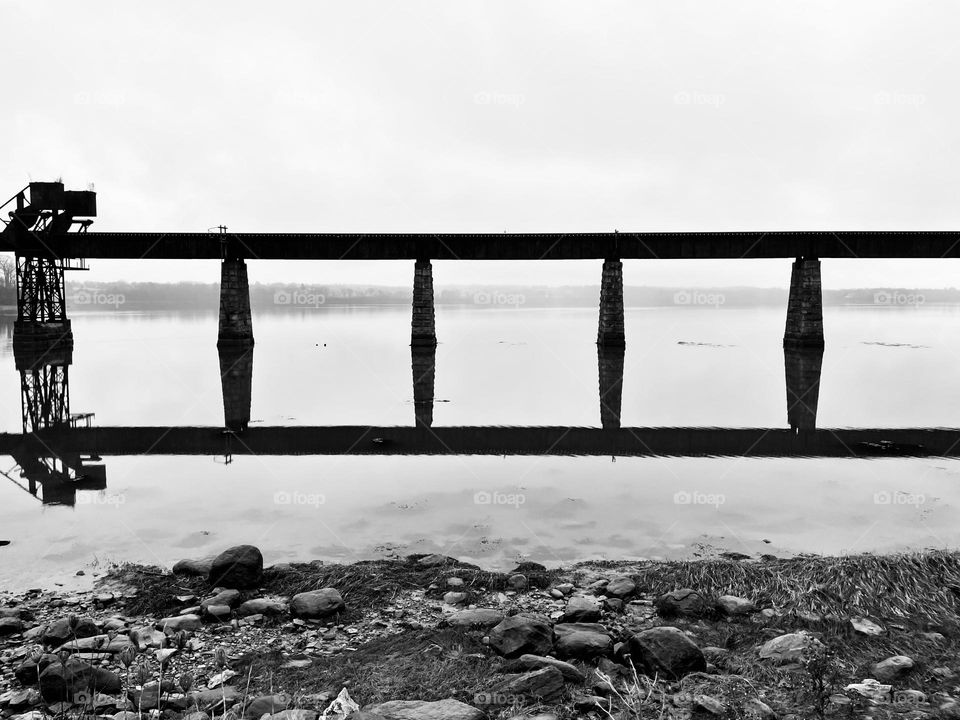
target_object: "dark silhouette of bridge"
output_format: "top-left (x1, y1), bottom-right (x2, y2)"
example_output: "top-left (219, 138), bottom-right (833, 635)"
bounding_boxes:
top-left (3, 181), bottom-right (960, 352)
top-left (2, 181), bottom-right (959, 505)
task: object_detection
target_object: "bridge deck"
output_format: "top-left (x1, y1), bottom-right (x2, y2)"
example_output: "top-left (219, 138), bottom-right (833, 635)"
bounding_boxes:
top-left (4, 231), bottom-right (960, 259)
top-left (2, 426), bottom-right (959, 458)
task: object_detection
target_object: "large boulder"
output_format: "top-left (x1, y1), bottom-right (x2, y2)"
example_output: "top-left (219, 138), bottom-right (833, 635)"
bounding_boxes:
top-left (561, 595), bottom-right (601, 623)
top-left (0, 617), bottom-right (24, 636)
top-left (39, 657), bottom-right (121, 702)
top-left (15, 653), bottom-right (57, 685)
top-left (208, 545), bottom-right (263, 589)
top-left (553, 622), bottom-right (612, 659)
top-left (290, 589), bottom-right (345, 619)
top-left (627, 626), bottom-right (706, 679)
top-left (758, 632), bottom-right (824, 665)
top-left (605, 576), bottom-right (637, 599)
top-left (363, 699), bottom-right (484, 720)
top-left (42, 617), bottom-right (100, 646)
top-left (655, 589), bottom-right (714, 619)
top-left (488, 615), bottom-right (553, 658)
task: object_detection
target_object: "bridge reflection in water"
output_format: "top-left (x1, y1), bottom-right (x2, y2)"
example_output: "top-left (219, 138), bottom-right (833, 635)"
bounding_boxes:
top-left (3, 332), bottom-right (960, 506)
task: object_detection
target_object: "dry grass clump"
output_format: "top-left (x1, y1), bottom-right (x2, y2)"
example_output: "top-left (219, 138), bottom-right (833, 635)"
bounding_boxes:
top-left (626, 550), bottom-right (960, 628)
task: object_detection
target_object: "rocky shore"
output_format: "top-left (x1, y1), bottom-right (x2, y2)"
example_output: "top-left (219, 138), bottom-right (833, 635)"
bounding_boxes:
top-left (2, 546), bottom-right (960, 719)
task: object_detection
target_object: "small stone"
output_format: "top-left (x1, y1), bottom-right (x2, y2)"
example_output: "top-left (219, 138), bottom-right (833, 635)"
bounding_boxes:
top-left (845, 679), bottom-right (891, 703)
top-left (446, 577), bottom-right (465, 588)
top-left (207, 670), bottom-right (237, 689)
top-left (850, 617), bottom-right (884, 636)
top-left (417, 554), bottom-right (454, 567)
top-left (693, 694), bottom-right (725, 715)
top-left (290, 589), bottom-right (345, 619)
top-left (443, 592), bottom-right (468, 605)
top-left (717, 595), bottom-right (755, 616)
top-left (872, 655), bottom-right (914, 682)
top-left (244, 694), bottom-right (290, 719)
top-left (655, 589), bottom-right (713, 619)
top-left (446, 608), bottom-right (504, 628)
top-left (489, 666), bottom-right (563, 702)
top-left (507, 574), bottom-right (527, 590)
top-left (758, 632), bottom-right (824, 665)
top-left (161, 614), bottom-right (203, 633)
top-left (744, 699), bottom-right (776, 719)
top-left (201, 589), bottom-right (241, 610)
top-left (204, 604), bottom-right (232, 621)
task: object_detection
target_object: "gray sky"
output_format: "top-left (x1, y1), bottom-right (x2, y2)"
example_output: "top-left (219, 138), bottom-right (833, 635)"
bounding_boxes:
top-left (4, 0), bottom-right (960, 288)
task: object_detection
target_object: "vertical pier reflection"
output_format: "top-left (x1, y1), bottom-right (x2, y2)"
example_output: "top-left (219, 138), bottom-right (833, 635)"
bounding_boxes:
top-left (219, 344), bottom-right (254, 432)
top-left (411, 345), bottom-right (437, 428)
top-left (598, 344), bottom-right (625, 429)
top-left (785, 347), bottom-right (824, 432)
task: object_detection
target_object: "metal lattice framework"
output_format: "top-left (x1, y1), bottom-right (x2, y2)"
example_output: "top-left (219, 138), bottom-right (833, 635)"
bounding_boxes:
top-left (20, 363), bottom-right (70, 433)
top-left (16, 255), bottom-right (68, 325)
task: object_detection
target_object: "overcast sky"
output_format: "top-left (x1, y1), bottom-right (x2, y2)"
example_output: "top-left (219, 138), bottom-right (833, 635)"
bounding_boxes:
top-left (4, 0), bottom-right (960, 288)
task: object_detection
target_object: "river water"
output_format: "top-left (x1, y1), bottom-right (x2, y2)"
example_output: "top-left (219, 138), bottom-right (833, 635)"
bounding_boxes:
top-left (1, 304), bottom-right (959, 590)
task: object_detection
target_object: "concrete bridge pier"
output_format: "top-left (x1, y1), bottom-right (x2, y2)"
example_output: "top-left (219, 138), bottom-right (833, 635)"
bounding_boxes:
top-left (785, 347), bottom-right (823, 432)
top-left (783, 258), bottom-right (824, 348)
top-left (219, 344), bottom-right (254, 432)
top-left (218, 258), bottom-right (254, 347)
top-left (598, 344), bottom-right (625, 429)
top-left (597, 259), bottom-right (625, 347)
top-left (411, 345), bottom-right (436, 428)
top-left (411, 258), bottom-right (437, 348)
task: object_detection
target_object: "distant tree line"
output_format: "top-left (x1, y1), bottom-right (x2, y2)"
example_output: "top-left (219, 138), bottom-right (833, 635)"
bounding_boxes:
top-left (0, 255), bottom-right (15, 305)
top-left (38, 279), bottom-right (960, 311)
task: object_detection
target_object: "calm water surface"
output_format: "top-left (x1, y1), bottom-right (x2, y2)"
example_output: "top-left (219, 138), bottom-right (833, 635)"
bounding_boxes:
top-left (1, 304), bottom-right (959, 590)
